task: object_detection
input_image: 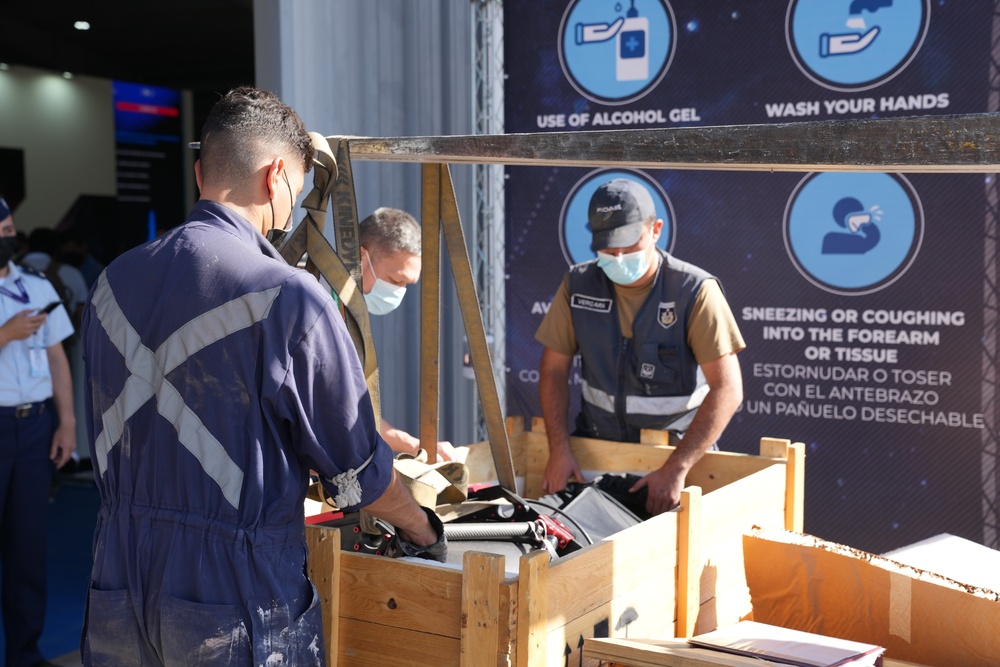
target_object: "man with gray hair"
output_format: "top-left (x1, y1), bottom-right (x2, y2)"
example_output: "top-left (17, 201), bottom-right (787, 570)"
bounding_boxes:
top-left (358, 207), bottom-right (458, 461)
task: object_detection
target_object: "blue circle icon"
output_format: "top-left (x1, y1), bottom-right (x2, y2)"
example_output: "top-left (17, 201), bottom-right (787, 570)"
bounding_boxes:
top-left (786, 0), bottom-right (930, 92)
top-left (559, 169), bottom-right (675, 266)
top-left (559, 0), bottom-right (676, 105)
top-left (784, 172), bottom-right (923, 295)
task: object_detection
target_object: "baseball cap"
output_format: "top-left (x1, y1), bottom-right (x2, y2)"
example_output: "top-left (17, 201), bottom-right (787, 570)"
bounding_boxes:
top-left (0, 197), bottom-right (10, 222)
top-left (588, 179), bottom-right (656, 251)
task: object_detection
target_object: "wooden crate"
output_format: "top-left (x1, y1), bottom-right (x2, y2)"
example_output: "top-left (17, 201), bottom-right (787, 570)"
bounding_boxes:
top-left (306, 419), bottom-right (805, 666)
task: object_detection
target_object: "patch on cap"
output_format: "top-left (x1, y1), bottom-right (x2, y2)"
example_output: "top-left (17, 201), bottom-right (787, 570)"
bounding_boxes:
top-left (588, 179), bottom-right (656, 251)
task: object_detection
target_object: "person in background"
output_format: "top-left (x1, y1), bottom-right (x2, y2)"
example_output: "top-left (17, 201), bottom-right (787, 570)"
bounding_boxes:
top-left (535, 178), bottom-right (745, 516)
top-left (0, 196), bottom-right (76, 667)
top-left (358, 207), bottom-right (459, 462)
top-left (81, 86), bottom-right (444, 666)
top-left (13, 229), bottom-right (28, 263)
top-left (21, 228), bottom-right (88, 331)
top-left (57, 227), bottom-right (105, 289)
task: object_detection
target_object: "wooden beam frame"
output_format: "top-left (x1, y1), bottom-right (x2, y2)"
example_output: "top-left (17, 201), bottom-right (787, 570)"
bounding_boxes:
top-left (341, 113), bottom-right (1000, 172)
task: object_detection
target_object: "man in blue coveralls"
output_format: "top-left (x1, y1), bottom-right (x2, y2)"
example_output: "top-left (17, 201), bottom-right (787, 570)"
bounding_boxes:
top-left (81, 86), bottom-right (444, 666)
top-left (0, 196), bottom-right (77, 667)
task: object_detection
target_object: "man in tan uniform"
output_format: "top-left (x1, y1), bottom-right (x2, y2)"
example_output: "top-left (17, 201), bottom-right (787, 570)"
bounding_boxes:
top-left (535, 178), bottom-right (745, 516)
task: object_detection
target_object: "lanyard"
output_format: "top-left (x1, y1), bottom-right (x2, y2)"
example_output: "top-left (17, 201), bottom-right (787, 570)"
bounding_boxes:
top-left (0, 277), bottom-right (29, 304)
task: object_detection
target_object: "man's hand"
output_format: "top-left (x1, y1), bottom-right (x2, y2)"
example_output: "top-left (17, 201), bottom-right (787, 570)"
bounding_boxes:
top-left (392, 506), bottom-right (448, 562)
top-left (629, 463), bottom-right (686, 516)
top-left (542, 446), bottom-right (584, 494)
top-left (434, 440), bottom-right (458, 462)
top-left (50, 423), bottom-right (76, 469)
top-left (0, 309), bottom-right (46, 345)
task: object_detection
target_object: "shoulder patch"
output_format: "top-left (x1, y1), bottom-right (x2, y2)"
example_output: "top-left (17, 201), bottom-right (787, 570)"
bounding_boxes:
top-left (17, 263), bottom-right (46, 279)
top-left (570, 293), bottom-right (613, 314)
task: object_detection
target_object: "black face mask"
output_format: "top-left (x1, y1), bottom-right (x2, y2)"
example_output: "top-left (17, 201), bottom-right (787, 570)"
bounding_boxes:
top-left (0, 237), bottom-right (17, 266)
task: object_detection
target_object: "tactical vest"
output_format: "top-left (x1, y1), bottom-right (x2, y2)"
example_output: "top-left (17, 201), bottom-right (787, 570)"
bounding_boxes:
top-left (568, 249), bottom-right (713, 442)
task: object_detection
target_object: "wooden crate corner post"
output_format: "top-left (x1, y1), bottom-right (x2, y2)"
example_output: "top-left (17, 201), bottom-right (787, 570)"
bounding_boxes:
top-left (758, 437), bottom-right (805, 533)
top-left (306, 525), bottom-right (342, 667)
top-left (676, 485), bottom-right (703, 638)
top-left (461, 551), bottom-right (505, 667)
top-left (516, 549), bottom-right (551, 667)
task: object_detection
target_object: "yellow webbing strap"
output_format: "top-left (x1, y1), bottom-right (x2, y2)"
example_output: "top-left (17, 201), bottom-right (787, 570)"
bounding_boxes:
top-left (278, 134), bottom-right (381, 424)
top-left (421, 163), bottom-right (516, 492)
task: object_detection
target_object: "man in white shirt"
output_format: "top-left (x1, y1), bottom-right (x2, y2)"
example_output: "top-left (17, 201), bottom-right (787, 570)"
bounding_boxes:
top-left (0, 197), bottom-right (76, 667)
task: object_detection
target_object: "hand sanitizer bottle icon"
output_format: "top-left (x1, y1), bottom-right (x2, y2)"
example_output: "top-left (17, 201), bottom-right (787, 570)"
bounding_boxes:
top-left (616, 0), bottom-right (649, 81)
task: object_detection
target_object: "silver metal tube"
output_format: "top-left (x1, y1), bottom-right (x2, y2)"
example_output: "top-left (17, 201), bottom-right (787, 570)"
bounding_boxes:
top-left (443, 522), bottom-right (535, 541)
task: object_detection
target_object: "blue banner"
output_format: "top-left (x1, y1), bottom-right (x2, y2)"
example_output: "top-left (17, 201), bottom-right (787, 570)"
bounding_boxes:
top-left (504, 0), bottom-right (997, 554)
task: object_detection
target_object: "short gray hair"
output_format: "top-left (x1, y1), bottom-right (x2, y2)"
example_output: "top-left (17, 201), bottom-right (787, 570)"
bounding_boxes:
top-left (359, 207), bottom-right (421, 257)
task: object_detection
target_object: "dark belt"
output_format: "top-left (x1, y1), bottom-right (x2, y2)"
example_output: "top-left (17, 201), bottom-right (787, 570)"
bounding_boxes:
top-left (0, 402), bottom-right (46, 418)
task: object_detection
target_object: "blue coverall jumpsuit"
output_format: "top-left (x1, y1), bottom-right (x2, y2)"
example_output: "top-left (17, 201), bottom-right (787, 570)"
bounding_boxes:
top-left (81, 202), bottom-right (394, 666)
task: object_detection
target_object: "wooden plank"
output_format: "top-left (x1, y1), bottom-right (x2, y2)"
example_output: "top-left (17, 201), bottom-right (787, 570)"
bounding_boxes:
top-left (461, 551), bottom-right (505, 667)
top-left (677, 487), bottom-right (702, 638)
top-left (757, 438), bottom-right (806, 531)
top-left (548, 592), bottom-right (676, 667)
top-left (684, 451), bottom-right (779, 499)
top-left (530, 416), bottom-right (545, 433)
top-left (338, 617), bottom-right (459, 666)
top-left (545, 510), bottom-right (678, 623)
top-left (463, 433), bottom-right (530, 486)
top-left (516, 549), bottom-right (550, 667)
top-left (786, 442), bottom-right (805, 532)
top-left (758, 437), bottom-right (791, 459)
top-left (694, 466), bottom-right (788, 633)
top-left (306, 526), bottom-right (341, 667)
top-left (697, 466), bottom-right (786, 546)
top-left (338, 553), bottom-right (464, 638)
top-left (419, 164), bottom-right (442, 462)
top-left (639, 429), bottom-right (671, 445)
top-left (345, 114), bottom-right (1000, 172)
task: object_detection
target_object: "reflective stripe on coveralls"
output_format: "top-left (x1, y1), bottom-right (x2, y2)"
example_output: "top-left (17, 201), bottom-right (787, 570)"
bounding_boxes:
top-left (90, 272), bottom-right (281, 510)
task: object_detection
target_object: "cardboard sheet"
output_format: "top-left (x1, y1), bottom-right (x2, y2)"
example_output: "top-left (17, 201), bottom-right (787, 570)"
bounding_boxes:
top-left (743, 530), bottom-right (1000, 667)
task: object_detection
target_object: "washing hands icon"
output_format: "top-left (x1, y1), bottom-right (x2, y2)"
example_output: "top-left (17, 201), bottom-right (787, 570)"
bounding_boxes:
top-left (821, 26), bottom-right (880, 57)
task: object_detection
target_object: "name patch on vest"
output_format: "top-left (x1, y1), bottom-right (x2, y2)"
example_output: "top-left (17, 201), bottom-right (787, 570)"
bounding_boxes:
top-left (571, 294), bottom-right (613, 313)
top-left (658, 302), bottom-right (677, 329)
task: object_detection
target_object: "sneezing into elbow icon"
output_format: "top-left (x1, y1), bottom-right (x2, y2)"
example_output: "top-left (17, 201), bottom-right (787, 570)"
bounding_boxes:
top-left (575, 0), bottom-right (650, 82)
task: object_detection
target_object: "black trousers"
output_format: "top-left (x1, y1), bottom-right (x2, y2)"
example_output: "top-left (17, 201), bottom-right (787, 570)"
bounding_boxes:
top-left (0, 402), bottom-right (55, 667)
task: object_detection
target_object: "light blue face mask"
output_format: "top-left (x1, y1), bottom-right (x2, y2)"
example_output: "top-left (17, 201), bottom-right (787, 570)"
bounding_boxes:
top-left (596, 247), bottom-right (649, 285)
top-left (364, 278), bottom-right (406, 315)
top-left (363, 250), bottom-right (407, 315)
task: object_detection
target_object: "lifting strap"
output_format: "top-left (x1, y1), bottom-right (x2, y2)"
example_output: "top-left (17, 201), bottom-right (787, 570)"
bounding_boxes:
top-left (283, 140), bottom-right (515, 494)
top-left (278, 134), bottom-right (381, 424)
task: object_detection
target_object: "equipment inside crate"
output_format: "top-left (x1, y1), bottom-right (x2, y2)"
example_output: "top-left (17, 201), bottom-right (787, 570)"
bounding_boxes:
top-left (316, 472), bottom-right (658, 567)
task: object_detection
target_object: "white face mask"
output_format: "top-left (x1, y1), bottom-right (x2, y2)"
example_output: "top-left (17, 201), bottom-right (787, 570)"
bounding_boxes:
top-left (363, 251), bottom-right (407, 315)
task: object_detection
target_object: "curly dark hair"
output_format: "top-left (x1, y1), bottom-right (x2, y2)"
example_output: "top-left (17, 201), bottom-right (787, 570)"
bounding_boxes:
top-left (199, 86), bottom-right (314, 187)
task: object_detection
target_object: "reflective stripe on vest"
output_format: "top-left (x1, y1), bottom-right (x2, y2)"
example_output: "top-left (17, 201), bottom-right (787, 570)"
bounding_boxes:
top-left (91, 272), bottom-right (281, 510)
top-left (582, 374), bottom-right (709, 416)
